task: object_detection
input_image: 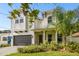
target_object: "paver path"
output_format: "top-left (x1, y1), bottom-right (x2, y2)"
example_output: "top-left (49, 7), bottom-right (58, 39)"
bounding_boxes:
top-left (0, 46), bottom-right (24, 56)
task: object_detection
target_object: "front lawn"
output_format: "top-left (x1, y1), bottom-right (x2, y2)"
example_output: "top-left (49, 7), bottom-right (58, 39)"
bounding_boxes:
top-left (7, 51), bottom-right (79, 56)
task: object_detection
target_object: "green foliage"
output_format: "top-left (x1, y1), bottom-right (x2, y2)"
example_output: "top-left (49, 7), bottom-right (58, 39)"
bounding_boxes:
top-left (17, 41), bottom-right (79, 53)
top-left (17, 45), bottom-right (41, 53)
top-left (57, 43), bottom-right (65, 50)
top-left (0, 44), bottom-right (10, 47)
top-left (7, 51), bottom-right (79, 56)
top-left (8, 3), bottom-right (39, 23)
top-left (17, 41), bottom-right (58, 53)
top-left (8, 3), bottom-right (13, 7)
top-left (39, 44), bottom-right (49, 52)
top-left (49, 41), bottom-right (58, 51)
top-left (9, 11), bottom-right (16, 19)
top-left (20, 3), bottom-right (31, 10)
top-left (67, 42), bottom-right (79, 53)
top-left (17, 41), bottom-right (50, 53)
top-left (30, 9), bottom-right (39, 18)
top-left (12, 9), bottom-right (20, 16)
top-left (17, 47), bottom-right (24, 53)
top-left (40, 40), bottom-right (51, 51)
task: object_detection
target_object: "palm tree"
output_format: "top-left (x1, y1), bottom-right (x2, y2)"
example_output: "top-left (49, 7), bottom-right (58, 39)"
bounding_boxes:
top-left (57, 10), bottom-right (79, 45)
top-left (52, 6), bottom-right (64, 44)
top-left (60, 11), bottom-right (76, 45)
top-left (8, 9), bottom-right (20, 19)
top-left (8, 3), bottom-right (39, 25)
top-left (52, 6), bottom-right (78, 45)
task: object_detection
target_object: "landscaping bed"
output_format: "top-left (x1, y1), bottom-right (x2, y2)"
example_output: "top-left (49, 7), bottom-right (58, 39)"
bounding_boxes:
top-left (6, 41), bottom-right (79, 56)
top-left (7, 51), bottom-right (79, 56)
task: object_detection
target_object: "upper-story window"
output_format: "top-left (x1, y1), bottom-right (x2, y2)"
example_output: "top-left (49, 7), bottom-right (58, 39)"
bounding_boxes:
top-left (48, 16), bottom-right (52, 24)
top-left (15, 20), bottom-right (19, 23)
top-left (3, 37), bottom-right (7, 41)
top-left (20, 19), bottom-right (23, 23)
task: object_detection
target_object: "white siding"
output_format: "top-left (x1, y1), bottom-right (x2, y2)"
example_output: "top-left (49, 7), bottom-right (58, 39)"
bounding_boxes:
top-left (12, 13), bottom-right (28, 32)
top-left (68, 36), bottom-right (79, 43)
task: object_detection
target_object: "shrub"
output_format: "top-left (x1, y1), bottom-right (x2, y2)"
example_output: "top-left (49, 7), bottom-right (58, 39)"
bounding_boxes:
top-left (17, 47), bottom-right (24, 53)
top-left (57, 44), bottom-right (65, 49)
top-left (17, 41), bottom-right (51, 53)
top-left (39, 43), bottom-right (49, 52)
top-left (17, 45), bottom-right (41, 53)
top-left (67, 42), bottom-right (78, 52)
top-left (27, 45), bottom-right (40, 53)
top-left (49, 41), bottom-right (57, 51)
top-left (0, 44), bottom-right (10, 47)
top-left (18, 41), bottom-right (79, 53)
top-left (75, 45), bottom-right (79, 53)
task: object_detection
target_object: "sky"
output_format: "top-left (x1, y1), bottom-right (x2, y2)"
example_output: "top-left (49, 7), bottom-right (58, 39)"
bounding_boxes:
top-left (0, 3), bottom-right (79, 30)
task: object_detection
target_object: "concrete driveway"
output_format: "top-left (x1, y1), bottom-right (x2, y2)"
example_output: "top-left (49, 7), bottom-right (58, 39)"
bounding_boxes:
top-left (0, 46), bottom-right (24, 56)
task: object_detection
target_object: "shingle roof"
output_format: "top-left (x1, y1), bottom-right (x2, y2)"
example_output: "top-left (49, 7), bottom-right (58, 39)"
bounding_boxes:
top-left (72, 32), bottom-right (79, 37)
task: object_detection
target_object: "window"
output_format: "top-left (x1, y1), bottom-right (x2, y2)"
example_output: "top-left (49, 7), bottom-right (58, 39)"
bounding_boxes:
top-left (39, 35), bottom-right (43, 44)
top-left (3, 37), bottom-right (7, 41)
top-left (48, 34), bottom-right (52, 43)
top-left (48, 16), bottom-right (52, 24)
top-left (15, 20), bottom-right (19, 23)
top-left (20, 19), bottom-right (23, 23)
top-left (58, 34), bottom-right (62, 43)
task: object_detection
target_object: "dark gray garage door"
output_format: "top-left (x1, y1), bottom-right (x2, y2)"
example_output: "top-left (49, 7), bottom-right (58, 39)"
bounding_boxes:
top-left (14, 35), bottom-right (32, 46)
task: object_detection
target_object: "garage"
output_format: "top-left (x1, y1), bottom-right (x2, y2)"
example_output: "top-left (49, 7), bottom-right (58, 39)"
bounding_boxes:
top-left (13, 35), bottom-right (32, 46)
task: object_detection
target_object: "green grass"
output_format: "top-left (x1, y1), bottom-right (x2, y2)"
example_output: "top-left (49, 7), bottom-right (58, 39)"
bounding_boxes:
top-left (7, 51), bottom-right (79, 56)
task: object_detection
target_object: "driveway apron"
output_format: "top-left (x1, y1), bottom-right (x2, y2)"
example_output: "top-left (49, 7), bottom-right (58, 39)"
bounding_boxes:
top-left (0, 46), bottom-right (24, 56)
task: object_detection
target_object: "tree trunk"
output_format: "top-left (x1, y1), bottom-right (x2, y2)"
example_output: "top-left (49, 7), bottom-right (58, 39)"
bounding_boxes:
top-left (70, 31), bottom-right (72, 42)
top-left (62, 35), bottom-right (67, 46)
top-left (64, 36), bottom-right (66, 46)
top-left (55, 31), bottom-right (58, 44)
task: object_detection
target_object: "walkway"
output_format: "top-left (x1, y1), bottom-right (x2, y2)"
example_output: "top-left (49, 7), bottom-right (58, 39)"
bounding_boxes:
top-left (0, 46), bottom-right (24, 56)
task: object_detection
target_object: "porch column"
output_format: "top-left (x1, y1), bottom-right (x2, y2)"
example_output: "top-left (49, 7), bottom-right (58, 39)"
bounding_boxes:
top-left (43, 31), bottom-right (46, 44)
top-left (11, 36), bottom-right (13, 46)
top-left (55, 31), bottom-right (58, 44)
top-left (32, 32), bottom-right (35, 44)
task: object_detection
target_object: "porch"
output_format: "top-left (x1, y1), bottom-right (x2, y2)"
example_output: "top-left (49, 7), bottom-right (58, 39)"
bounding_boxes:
top-left (32, 28), bottom-right (62, 44)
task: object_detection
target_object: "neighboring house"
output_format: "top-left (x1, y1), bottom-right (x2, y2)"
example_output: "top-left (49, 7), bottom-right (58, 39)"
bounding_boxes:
top-left (0, 30), bottom-right (11, 44)
top-left (68, 32), bottom-right (79, 43)
top-left (0, 9), bottom-right (63, 46)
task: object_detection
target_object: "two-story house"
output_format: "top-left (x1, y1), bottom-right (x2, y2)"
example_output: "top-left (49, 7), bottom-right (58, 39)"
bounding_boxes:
top-left (9, 9), bottom-right (63, 46)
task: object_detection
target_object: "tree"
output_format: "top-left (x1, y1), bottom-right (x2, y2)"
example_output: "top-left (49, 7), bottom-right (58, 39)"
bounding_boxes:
top-left (8, 3), bottom-right (39, 28)
top-left (8, 9), bottom-right (20, 19)
top-left (52, 6), bottom-right (78, 45)
top-left (61, 11), bottom-right (76, 45)
top-left (52, 6), bottom-right (64, 44)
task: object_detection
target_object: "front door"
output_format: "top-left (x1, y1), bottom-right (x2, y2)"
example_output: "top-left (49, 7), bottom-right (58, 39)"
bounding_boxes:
top-left (57, 34), bottom-right (62, 43)
top-left (48, 34), bottom-right (52, 43)
top-left (39, 35), bottom-right (43, 44)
